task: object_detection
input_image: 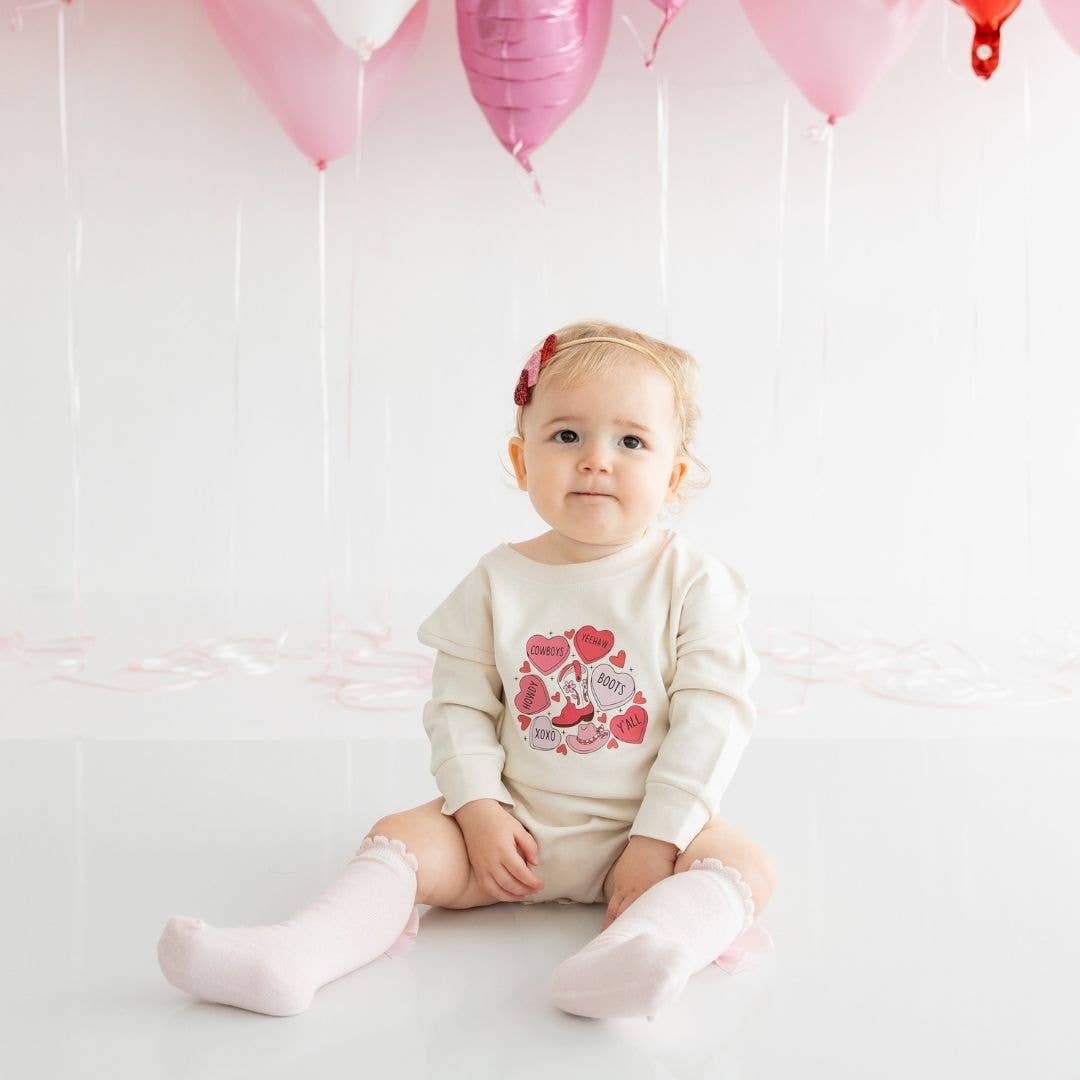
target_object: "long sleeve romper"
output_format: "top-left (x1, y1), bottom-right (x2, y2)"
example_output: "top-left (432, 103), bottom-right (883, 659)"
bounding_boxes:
top-left (416, 523), bottom-right (760, 905)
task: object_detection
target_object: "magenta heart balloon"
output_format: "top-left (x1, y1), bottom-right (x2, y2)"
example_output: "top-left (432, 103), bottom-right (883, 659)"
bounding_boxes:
top-left (202, 0), bottom-right (427, 168)
top-left (645, 0), bottom-right (688, 66)
top-left (738, 0), bottom-right (930, 122)
top-left (456, 0), bottom-right (614, 180)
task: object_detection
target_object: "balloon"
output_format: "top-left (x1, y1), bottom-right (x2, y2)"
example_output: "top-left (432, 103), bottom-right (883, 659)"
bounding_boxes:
top-left (456, 0), bottom-right (614, 181)
top-left (1043, 0), bottom-right (1080, 53)
top-left (202, 0), bottom-right (427, 168)
top-left (312, 0), bottom-right (417, 58)
top-left (954, 0), bottom-right (1023, 78)
top-left (645, 0), bottom-right (687, 67)
top-left (738, 0), bottom-right (931, 122)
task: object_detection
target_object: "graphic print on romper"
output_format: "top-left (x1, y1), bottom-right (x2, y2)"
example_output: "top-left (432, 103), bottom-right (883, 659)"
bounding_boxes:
top-left (518, 626), bottom-right (649, 758)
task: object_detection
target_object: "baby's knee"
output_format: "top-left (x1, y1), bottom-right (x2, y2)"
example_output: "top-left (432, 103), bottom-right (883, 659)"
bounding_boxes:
top-left (744, 845), bottom-right (776, 912)
top-left (364, 799), bottom-right (445, 852)
top-left (725, 824), bottom-right (777, 909)
top-left (367, 812), bottom-right (408, 840)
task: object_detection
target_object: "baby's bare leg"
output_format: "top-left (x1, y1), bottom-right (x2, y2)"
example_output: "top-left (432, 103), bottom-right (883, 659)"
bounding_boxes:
top-left (367, 797), bottom-right (504, 910)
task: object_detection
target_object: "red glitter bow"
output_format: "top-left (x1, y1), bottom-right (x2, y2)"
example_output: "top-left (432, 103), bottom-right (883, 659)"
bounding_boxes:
top-left (513, 333), bottom-right (558, 406)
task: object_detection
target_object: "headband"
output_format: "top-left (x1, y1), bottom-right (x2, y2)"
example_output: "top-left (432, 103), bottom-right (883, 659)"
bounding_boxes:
top-left (512, 333), bottom-right (663, 406)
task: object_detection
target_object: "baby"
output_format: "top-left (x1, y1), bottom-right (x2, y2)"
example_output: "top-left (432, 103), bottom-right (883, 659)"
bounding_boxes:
top-left (157, 319), bottom-right (776, 1020)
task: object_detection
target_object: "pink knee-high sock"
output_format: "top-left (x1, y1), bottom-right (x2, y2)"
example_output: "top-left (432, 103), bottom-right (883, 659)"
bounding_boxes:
top-left (157, 834), bottom-right (421, 1017)
top-left (548, 858), bottom-right (756, 1021)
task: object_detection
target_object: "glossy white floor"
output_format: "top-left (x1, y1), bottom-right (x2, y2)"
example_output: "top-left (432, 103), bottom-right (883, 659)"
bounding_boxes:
top-left (2, 648), bottom-right (1077, 1079)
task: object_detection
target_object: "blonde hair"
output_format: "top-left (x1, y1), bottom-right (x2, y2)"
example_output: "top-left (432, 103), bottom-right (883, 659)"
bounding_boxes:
top-left (507, 319), bottom-right (710, 511)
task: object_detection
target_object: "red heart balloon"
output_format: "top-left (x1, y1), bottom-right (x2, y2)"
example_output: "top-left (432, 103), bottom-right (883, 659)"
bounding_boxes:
top-left (954, 0), bottom-right (1023, 78)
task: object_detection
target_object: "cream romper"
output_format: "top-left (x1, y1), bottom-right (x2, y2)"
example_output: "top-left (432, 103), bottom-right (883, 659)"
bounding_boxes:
top-left (417, 525), bottom-right (761, 897)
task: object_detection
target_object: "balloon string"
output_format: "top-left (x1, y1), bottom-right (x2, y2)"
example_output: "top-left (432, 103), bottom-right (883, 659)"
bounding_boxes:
top-left (767, 92), bottom-right (790, 669)
top-left (309, 617), bottom-right (433, 711)
top-left (58, 0), bottom-right (69, 199)
top-left (354, 54), bottom-right (366, 182)
top-left (1, 632), bottom-right (93, 672)
top-left (939, 0), bottom-right (970, 81)
top-left (808, 123), bottom-right (834, 697)
top-left (317, 165), bottom-right (333, 661)
top-left (757, 629), bottom-right (1078, 711)
top-left (965, 118), bottom-right (987, 636)
top-left (44, 619), bottom-right (434, 708)
top-left (620, 13), bottom-right (648, 62)
top-left (343, 52), bottom-right (369, 611)
top-left (1021, 62), bottom-right (1034, 626)
top-left (822, 120), bottom-right (834, 262)
top-left (771, 92), bottom-right (790, 438)
top-left (10, 0), bottom-right (58, 31)
top-left (59, 0), bottom-right (84, 638)
top-left (342, 320), bottom-right (354, 610)
top-left (656, 72), bottom-right (670, 338)
top-left (380, 394), bottom-right (394, 631)
top-left (56, 635), bottom-right (288, 693)
top-left (228, 192), bottom-right (243, 633)
top-left (2, 0), bottom-right (92, 674)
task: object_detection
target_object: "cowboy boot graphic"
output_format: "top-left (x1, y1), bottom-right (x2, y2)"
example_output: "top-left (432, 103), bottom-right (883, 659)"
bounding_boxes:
top-left (552, 659), bottom-right (595, 727)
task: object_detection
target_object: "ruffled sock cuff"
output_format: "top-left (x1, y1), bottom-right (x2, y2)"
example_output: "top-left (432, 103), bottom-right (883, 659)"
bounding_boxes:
top-left (355, 833), bottom-right (421, 874)
top-left (687, 856), bottom-right (756, 933)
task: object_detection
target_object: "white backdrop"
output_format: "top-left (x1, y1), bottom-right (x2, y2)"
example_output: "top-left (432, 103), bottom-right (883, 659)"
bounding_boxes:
top-left (3, 0), bottom-right (1079, 661)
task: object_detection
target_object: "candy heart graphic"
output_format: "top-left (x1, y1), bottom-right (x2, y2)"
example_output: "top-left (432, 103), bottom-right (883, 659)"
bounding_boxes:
top-left (525, 634), bottom-right (570, 675)
top-left (610, 649), bottom-right (626, 667)
top-left (590, 663), bottom-right (635, 711)
top-left (633, 691), bottom-right (646, 705)
top-left (556, 744), bottom-right (568, 755)
top-left (519, 661), bottom-right (531, 673)
top-left (565, 629), bottom-right (575, 638)
top-left (518, 714), bottom-right (530, 731)
top-left (607, 739), bottom-right (619, 749)
top-left (611, 706), bottom-right (648, 744)
top-left (574, 625), bottom-right (614, 663)
top-left (566, 722), bottom-right (609, 754)
top-left (514, 674), bottom-right (549, 715)
top-left (552, 692), bottom-right (561, 702)
top-left (528, 714), bottom-right (561, 751)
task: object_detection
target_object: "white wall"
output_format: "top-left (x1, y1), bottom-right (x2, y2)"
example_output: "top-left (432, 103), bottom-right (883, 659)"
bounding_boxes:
top-left (3, 0), bottom-right (1079, 648)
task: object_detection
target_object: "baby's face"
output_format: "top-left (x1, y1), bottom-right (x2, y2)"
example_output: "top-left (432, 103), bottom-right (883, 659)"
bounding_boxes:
top-left (509, 360), bottom-right (688, 547)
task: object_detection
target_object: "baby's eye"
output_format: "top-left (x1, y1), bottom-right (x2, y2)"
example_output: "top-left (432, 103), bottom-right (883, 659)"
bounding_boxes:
top-left (553, 429), bottom-right (578, 444)
top-left (620, 435), bottom-right (645, 451)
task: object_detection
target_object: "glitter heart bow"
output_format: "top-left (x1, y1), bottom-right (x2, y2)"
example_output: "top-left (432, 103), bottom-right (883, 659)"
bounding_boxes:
top-left (513, 333), bottom-right (558, 406)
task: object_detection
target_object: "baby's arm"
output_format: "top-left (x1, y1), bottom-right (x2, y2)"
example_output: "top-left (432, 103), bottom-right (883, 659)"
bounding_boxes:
top-left (422, 649), bottom-right (515, 815)
top-left (422, 650), bottom-right (544, 900)
top-left (628, 563), bottom-right (760, 853)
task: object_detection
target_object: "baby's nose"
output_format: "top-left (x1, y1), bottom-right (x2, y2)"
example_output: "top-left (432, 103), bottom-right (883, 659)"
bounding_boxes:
top-left (579, 453), bottom-right (612, 471)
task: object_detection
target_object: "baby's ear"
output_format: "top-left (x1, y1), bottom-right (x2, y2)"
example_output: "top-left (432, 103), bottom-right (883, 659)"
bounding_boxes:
top-left (508, 436), bottom-right (528, 489)
top-left (668, 456), bottom-right (689, 495)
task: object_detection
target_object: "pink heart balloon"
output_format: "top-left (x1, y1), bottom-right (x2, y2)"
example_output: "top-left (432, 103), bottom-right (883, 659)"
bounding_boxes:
top-left (645, 0), bottom-right (688, 66)
top-left (202, 0), bottom-right (428, 168)
top-left (738, 0), bottom-right (930, 122)
top-left (1042, 0), bottom-right (1080, 54)
top-left (456, 0), bottom-right (614, 182)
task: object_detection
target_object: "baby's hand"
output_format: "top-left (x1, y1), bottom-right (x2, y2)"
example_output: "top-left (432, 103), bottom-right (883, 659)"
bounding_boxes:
top-left (453, 799), bottom-right (544, 902)
top-left (602, 835), bottom-right (678, 930)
